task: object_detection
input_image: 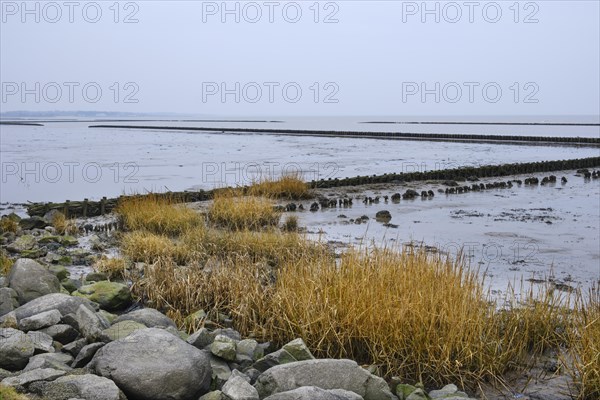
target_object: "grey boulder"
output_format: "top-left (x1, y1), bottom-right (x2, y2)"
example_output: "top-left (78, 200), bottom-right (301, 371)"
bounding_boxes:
top-left (8, 259), bottom-right (61, 304)
top-left (113, 308), bottom-right (176, 328)
top-left (0, 327), bottom-right (36, 370)
top-left (1, 367), bottom-right (66, 387)
top-left (90, 327), bottom-right (212, 400)
top-left (264, 386), bottom-right (364, 400)
top-left (18, 309), bottom-right (62, 331)
top-left (254, 359), bottom-right (397, 400)
top-left (41, 373), bottom-right (125, 400)
top-left (12, 293), bottom-right (96, 321)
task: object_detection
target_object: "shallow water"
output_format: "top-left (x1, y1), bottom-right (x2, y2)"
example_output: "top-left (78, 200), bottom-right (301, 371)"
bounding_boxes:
top-left (295, 171), bottom-right (600, 294)
top-left (1, 121), bottom-right (598, 203)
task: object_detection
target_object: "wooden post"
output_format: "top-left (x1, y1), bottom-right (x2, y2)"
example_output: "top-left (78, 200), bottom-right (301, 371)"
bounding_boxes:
top-left (83, 199), bottom-right (88, 218)
top-left (64, 200), bottom-right (70, 217)
top-left (100, 197), bottom-right (107, 215)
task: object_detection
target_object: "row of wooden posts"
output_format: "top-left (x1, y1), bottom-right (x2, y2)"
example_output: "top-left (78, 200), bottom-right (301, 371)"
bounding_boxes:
top-left (24, 156), bottom-right (600, 218)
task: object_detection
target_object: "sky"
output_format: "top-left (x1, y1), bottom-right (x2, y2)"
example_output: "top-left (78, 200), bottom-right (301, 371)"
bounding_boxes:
top-left (1, 0), bottom-right (599, 117)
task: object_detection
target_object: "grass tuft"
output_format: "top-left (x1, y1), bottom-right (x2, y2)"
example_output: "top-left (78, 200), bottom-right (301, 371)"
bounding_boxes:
top-left (93, 256), bottom-right (128, 280)
top-left (247, 174), bottom-right (312, 200)
top-left (0, 216), bottom-right (18, 234)
top-left (0, 250), bottom-right (14, 276)
top-left (116, 194), bottom-right (203, 236)
top-left (570, 287), bottom-right (600, 400)
top-left (0, 384), bottom-right (29, 400)
top-left (208, 194), bottom-right (281, 231)
top-left (51, 211), bottom-right (78, 235)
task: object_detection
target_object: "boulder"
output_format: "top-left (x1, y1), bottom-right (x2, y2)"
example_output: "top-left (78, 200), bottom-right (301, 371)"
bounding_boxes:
top-left (0, 328), bottom-right (35, 370)
top-left (39, 324), bottom-right (79, 345)
top-left (99, 320), bottom-right (146, 342)
top-left (113, 308), bottom-right (176, 328)
top-left (0, 287), bottom-right (19, 317)
top-left (19, 217), bottom-right (48, 230)
top-left (222, 374), bottom-right (259, 400)
top-left (41, 373), bottom-right (124, 400)
top-left (12, 293), bottom-right (96, 321)
top-left (264, 386), bottom-right (363, 400)
top-left (6, 235), bottom-right (36, 253)
top-left (72, 342), bottom-right (105, 368)
top-left (26, 330), bottom-right (55, 353)
top-left (1, 367), bottom-right (66, 387)
top-left (90, 328), bottom-right (212, 400)
top-left (253, 349), bottom-right (297, 372)
top-left (8, 259), bottom-right (61, 304)
top-left (210, 334), bottom-right (238, 361)
top-left (75, 304), bottom-right (110, 341)
top-left (281, 338), bottom-right (314, 361)
top-left (254, 359), bottom-right (397, 400)
top-left (23, 353), bottom-right (73, 372)
top-left (73, 281), bottom-right (132, 311)
top-left (18, 309), bottom-right (62, 331)
top-left (186, 327), bottom-right (213, 349)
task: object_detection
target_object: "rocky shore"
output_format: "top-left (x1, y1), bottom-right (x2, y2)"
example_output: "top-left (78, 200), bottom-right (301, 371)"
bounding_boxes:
top-left (1, 257), bottom-right (475, 400)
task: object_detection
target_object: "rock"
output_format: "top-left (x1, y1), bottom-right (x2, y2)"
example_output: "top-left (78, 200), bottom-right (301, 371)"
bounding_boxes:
top-left (85, 272), bottom-right (108, 283)
top-left (184, 309), bottom-right (207, 327)
top-left (282, 338), bottom-right (314, 361)
top-left (60, 236), bottom-right (79, 246)
top-left (62, 338), bottom-right (88, 357)
top-left (0, 287), bottom-right (19, 317)
top-left (12, 293), bottom-right (96, 321)
top-left (0, 328), bottom-right (35, 370)
top-left (75, 305), bottom-right (110, 341)
top-left (8, 259), bottom-right (61, 304)
top-left (207, 352), bottom-right (232, 386)
top-left (254, 359), bottom-right (396, 400)
top-left (405, 389), bottom-right (427, 400)
top-left (26, 330), bottom-right (55, 353)
top-left (99, 320), bottom-right (146, 342)
top-left (72, 342), bottom-right (104, 368)
top-left (19, 216), bottom-right (49, 230)
top-left (253, 349), bottom-right (297, 372)
top-left (210, 334), bottom-right (238, 361)
top-left (1, 367), bottom-right (66, 387)
top-left (375, 210), bottom-right (392, 223)
top-left (73, 281), bottom-right (132, 311)
top-left (90, 328), bottom-right (212, 400)
top-left (23, 353), bottom-right (73, 372)
top-left (97, 310), bottom-right (117, 324)
top-left (6, 235), bottom-right (36, 253)
top-left (186, 327), bottom-right (213, 349)
top-left (48, 265), bottom-right (69, 281)
top-left (264, 386), bottom-right (363, 400)
top-left (429, 384), bottom-right (459, 399)
top-left (237, 339), bottom-right (264, 362)
top-left (113, 308), bottom-right (176, 328)
top-left (199, 391), bottom-right (228, 400)
top-left (18, 309), bottom-right (62, 331)
top-left (39, 324), bottom-right (79, 345)
top-left (60, 278), bottom-right (80, 294)
top-left (222, 374), bottom-right (259, 400)
top-left (41, 373), bottom-right (124, 400)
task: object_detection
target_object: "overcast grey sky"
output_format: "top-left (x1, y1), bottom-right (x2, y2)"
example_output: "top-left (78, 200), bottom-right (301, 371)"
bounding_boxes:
top-left (1, 0), bottom-right (599, 116)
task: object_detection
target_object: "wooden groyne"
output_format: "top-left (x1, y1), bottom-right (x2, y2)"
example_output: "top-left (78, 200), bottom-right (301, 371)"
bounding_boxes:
top-left (25, 157), bottom-right (600, 218)
top-left (89, 124), bottom-right (600, 146)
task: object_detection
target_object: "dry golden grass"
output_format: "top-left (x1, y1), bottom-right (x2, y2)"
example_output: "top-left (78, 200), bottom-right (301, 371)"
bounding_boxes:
top-left (51, 212), bottom-right (78, 235)
top-left (282, 215), bottom-right (299, 232)
top-left (0, 216), bottom-right (18, 234)
top-left (247, 174), bottom-right (312, 200)
top-left (121, 231), bottom-right (195, 265)
top-left (570, 287), bottom-right (600, 400)
top-left (93, 256), bottom-right (128, 280)
top-left (116, 194), bottom-right (203, 236)
top-left (0, 250), bottom-right (14, 276)
top-left (208, 194), bottom-right (281, 230)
